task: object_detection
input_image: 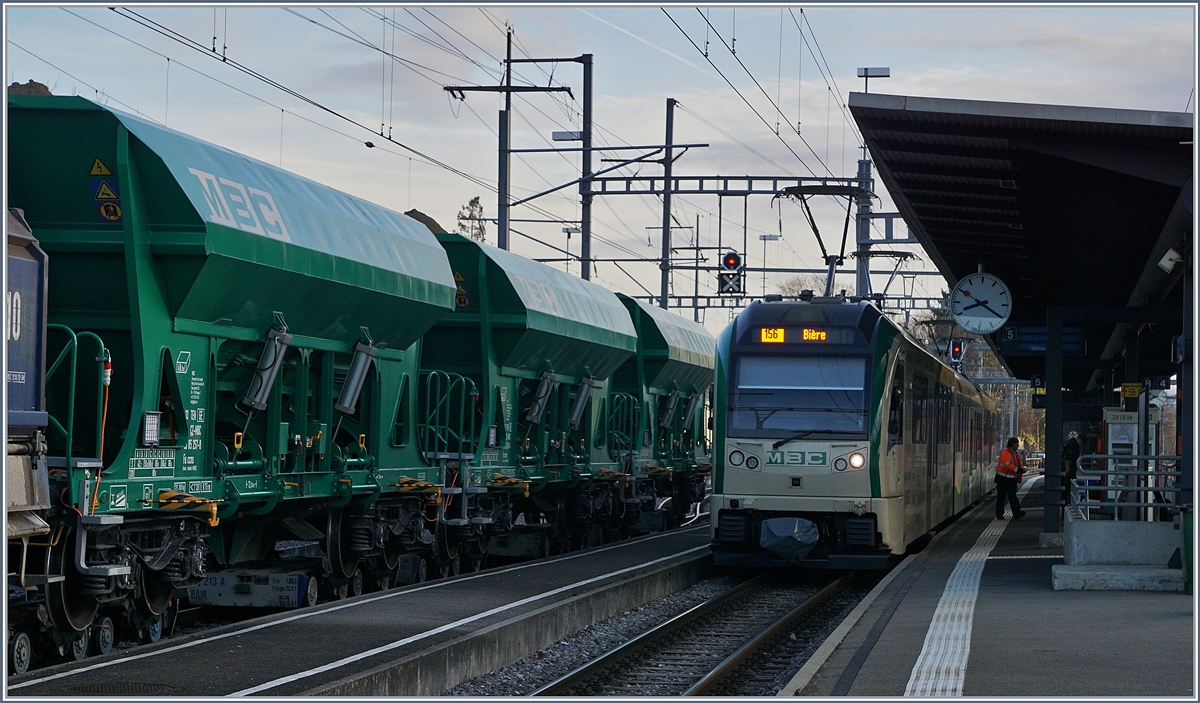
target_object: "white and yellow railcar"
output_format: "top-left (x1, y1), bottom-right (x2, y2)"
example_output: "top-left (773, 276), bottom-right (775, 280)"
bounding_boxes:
top-left (711, 298), bottom-right (999, 569)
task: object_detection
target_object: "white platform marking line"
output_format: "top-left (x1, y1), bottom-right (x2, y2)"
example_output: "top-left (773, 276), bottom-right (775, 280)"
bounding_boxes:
top-left (987, 555), bottom-right (1060, 560)
top-left (228, 544), bottom-right (710, 696)
top-left (903, 479), bottom-right (1035, 697)
top-left (9, 526), bottom-right (705, 691)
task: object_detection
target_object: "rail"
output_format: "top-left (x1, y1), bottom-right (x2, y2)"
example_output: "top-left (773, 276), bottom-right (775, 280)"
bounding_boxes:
top-left (530, 572), bottom-right (851, 696)
top-left (1068, 453), bottom-right (1183, 521)
top-left (530, 575), bottom-right (765, 696)
top-left (685, 573), bottom-right (852, 695)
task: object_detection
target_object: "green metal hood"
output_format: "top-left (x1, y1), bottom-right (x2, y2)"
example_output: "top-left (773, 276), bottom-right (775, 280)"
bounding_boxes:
top-left (619, 294), bottom-right (716, 394)
top-left (7, 95), bottom-right (455, 347)
top-left (434, 233), bottom-right (636, 380)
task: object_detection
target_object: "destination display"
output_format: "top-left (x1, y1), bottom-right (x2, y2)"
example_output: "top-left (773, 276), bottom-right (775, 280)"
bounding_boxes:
top-left (754, 327), bottom-right (856, 345)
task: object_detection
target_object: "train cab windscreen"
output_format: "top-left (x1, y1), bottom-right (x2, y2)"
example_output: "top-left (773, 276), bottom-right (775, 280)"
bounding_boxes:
top-left (728, 355), bottom-right (868, 437)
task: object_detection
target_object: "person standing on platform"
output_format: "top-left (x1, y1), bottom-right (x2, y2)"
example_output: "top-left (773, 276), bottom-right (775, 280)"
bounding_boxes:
top-left (1060, 431), bottom-right (1082, 506)
top-left (995, 437), bottom-right (1026, 520)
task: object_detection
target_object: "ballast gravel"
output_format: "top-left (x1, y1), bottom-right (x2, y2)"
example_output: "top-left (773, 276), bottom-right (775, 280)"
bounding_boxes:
top-left (444, 574), bottom-right (741, 696)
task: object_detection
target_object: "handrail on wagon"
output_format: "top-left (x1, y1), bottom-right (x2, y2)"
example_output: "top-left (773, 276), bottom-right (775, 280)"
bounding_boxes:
top-left (45, 325), bottom-right (109, 487)
top-left (607, 393), bottom-right (641, 457)
top-left (417, 371), bottom-right (478, 466)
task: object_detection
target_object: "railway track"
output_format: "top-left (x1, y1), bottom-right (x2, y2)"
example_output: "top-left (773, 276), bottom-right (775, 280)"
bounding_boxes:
top-left (530, 571), bottom-right (862, 696)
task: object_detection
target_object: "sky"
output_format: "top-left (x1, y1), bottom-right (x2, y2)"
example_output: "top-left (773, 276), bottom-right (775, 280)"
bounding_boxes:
top-left (4, 3), bottom-right (1196, 334)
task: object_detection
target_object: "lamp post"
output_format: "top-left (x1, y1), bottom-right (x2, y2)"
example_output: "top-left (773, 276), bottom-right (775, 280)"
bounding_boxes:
top-left (857, 66), bottom-right (890, 93)
top-left (759, 233), bottom-right (779, 297)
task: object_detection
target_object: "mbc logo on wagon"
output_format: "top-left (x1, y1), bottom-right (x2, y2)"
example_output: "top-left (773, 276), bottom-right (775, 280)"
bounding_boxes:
top-left (188, 167), bottom-right (292, 243)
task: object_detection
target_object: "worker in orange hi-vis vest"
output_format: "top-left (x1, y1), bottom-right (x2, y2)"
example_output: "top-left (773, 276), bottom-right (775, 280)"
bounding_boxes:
top-left (994, 437), bottom-right (1027, 520)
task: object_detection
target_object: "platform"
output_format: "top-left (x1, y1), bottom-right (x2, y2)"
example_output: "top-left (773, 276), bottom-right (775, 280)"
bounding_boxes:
top-left (7, 526), bottom-right (711, 697)
top-left (784, 476), bottom-right (1194, 697)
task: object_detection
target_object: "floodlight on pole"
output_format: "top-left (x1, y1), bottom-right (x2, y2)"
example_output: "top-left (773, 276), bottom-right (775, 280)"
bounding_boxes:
top-left (758, 234), bottom-right (779, 296)
top-left (857, 67), bottom-right (890, 93)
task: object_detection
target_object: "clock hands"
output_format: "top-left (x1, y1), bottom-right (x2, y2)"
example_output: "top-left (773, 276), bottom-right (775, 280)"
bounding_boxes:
top-left (959, 290), bottom-right (1005, 318)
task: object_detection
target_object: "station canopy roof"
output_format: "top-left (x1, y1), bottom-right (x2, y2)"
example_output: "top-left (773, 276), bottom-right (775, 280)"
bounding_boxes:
top-left (849, 92), bottom-right (1193, 392)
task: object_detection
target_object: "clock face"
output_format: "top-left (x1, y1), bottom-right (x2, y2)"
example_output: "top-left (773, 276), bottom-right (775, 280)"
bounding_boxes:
top-left (950, 273), bottom-right (1012, 334)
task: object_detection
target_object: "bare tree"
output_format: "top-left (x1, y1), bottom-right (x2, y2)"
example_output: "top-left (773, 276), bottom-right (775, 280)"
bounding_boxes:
top-left (777, 273), bottom-right (828, 298)
top-left (456, 196), bottom-right (487, 243)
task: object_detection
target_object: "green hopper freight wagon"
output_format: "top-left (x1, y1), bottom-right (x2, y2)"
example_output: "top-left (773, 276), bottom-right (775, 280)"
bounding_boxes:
top-left (612, 294), bottom-right (716, 530)
top-left (421, 231), bottom-right (637, 555)
top-left (7, 94), bottom-right (457, 644)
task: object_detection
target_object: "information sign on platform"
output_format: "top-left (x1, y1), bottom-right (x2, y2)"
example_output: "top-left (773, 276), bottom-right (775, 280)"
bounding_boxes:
top-left (996, 324), bottom-right (1085, 356)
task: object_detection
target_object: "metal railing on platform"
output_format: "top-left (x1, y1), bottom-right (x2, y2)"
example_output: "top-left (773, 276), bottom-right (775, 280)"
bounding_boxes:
top-left (1068, 453), bottom-right (1183, 522)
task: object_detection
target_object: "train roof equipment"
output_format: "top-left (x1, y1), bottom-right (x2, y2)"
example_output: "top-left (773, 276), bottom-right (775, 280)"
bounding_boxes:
top-left (6, 94), bottom-right (456, 349)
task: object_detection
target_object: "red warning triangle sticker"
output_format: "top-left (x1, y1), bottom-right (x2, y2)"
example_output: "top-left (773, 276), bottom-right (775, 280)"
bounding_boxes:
top-left (94, 181), bottom-right (119, 200)
top-left (90, 158), bottom-right (112, 176)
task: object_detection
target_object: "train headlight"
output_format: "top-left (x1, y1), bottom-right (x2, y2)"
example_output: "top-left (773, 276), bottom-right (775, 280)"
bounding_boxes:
top-left (745, 455), bottom-right (760, 470)
top-left (834, 457), bottom-right (848, 471)
top-left (729, 450), bottom-right (745, 466)
top-left (849, 452), bottom-right (866, 469)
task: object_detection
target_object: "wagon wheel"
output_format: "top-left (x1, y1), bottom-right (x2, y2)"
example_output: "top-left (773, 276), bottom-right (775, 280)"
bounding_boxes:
top-left (69, 630), bottom-right (90, 661)
top-left (91, 616), bottom-right (115, 655)
top-left (549, 498), bottom-right (572, 555)
top-left (41, 527), bottom-right (98, 632)
top-left (437, 554), bottom-right (460, 580)
top-left (326, 510), bottom-right (357, 580)
top-left (381, 538), bottom-right (402, 572)
top-left (10, 631), bottom-right (32, 675)
top-left (137, 613), bottom-right (163, 645)
top-left (464, 541), bottom-right (486, 573)
top-left (303, 576), bottom-right (319, 607)
top-left (138, 567), bottom-right (173, 617)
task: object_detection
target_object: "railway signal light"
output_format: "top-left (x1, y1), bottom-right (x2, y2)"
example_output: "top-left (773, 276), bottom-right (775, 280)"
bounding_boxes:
top-left (718, 251), bottom-right (744, 294)
top-left (948, 338), bottom-right (966, 363)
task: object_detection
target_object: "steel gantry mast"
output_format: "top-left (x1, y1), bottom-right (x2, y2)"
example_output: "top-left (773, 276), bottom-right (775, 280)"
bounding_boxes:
top-left (445, 41), bottom-right (934, 317)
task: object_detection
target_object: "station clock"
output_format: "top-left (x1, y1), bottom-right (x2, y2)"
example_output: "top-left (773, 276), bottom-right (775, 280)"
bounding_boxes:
top-left (950, 272), bottom-right (1012, 335)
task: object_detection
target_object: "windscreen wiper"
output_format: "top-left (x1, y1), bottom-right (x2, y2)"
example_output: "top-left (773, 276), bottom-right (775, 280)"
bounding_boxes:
top-left (772, 429), bottom-right (839, 449)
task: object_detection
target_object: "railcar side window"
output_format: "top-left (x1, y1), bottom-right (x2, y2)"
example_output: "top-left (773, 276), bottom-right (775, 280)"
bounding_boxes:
top-left (936, 384), bottom-right (952, 444)
top-left (728, 355), bottom-right (868, 437)
top-left (911, 373), bottom-right (928, 444)
top-left (887, 360), bottom-right (904, 449)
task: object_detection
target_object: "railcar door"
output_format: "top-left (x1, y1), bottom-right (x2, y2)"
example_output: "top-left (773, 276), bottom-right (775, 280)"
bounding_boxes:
top-left (912, 373), bottom-right (930, 532)
top-left (934, 383), bottom-right (953, 522)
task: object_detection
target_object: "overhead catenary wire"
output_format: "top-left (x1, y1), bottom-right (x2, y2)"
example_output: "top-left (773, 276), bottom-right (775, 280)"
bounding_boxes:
top-left (288, 9), bottom-right (602, 249)
top-left (788, 8), bottom-right (864, 150)
top-left (677, 104), bottom-right (795, 175)
top-left (7, 40), bottom-right (151, 119)
top-left (662, 9), bottom-right (824, 178)
top-left (111, 7), bottom-right (498, 195)
top-left (51, 6), bottom-right (850, 302)
top-left (693, 9), bottom-right (831, 174)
